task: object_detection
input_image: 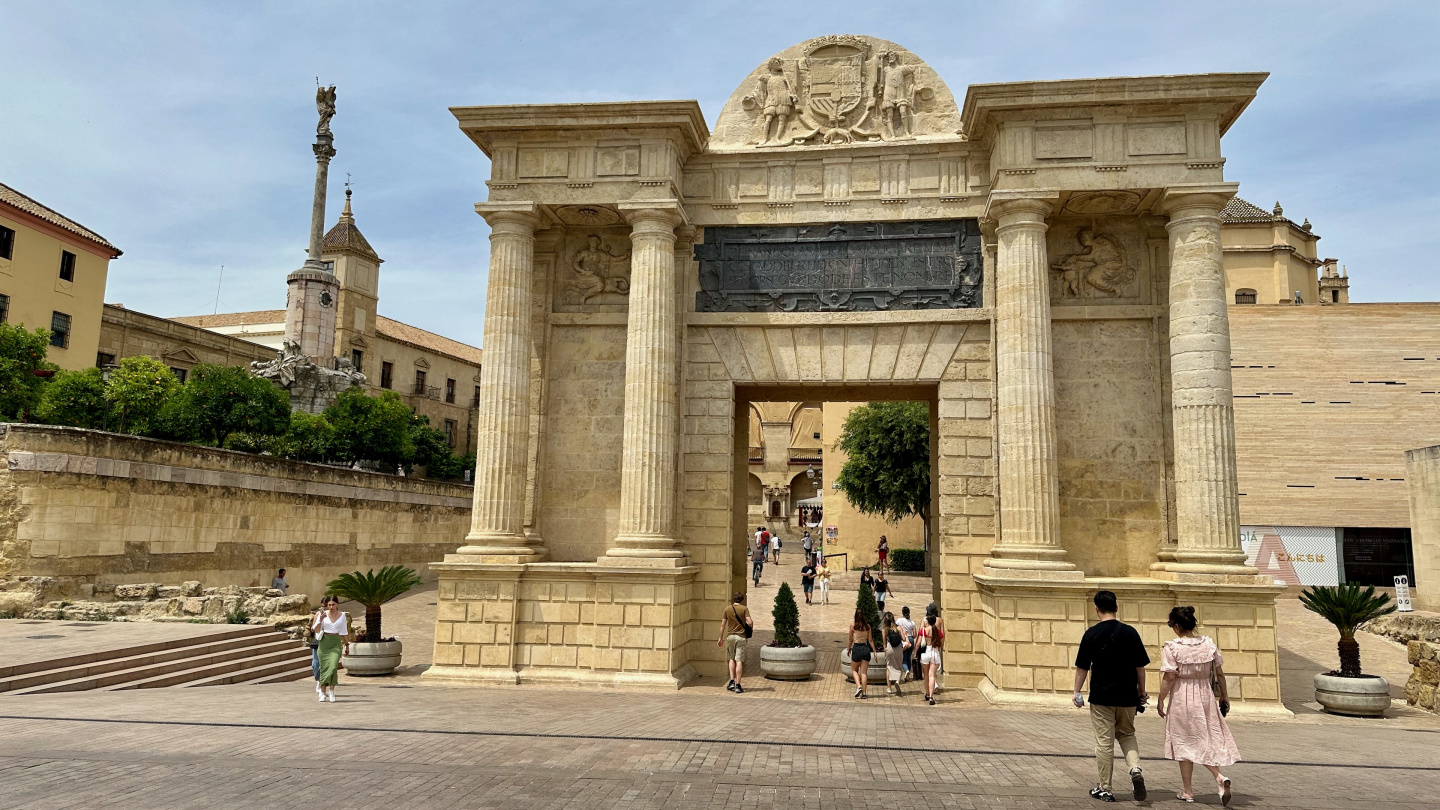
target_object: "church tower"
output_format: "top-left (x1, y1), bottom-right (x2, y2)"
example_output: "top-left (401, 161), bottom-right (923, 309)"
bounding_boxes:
top-left (322, 187), bottom-right (382, 378)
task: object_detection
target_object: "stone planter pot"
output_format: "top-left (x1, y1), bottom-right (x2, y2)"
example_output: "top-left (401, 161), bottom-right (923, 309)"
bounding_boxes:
top-left (342, 640), bottom-right (403, 676)
top-left (1314, 672), bottom-right (1390, 717)
top-left (760, 644), bottom-right (816, 680)
top-left (840, 646), bottom-right (889, 684)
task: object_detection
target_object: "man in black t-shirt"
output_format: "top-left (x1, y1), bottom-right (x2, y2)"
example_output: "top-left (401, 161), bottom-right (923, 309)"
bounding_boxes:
top-left (1072, 590), bottom-right (1150, 803)
top-left (800, 560), bottom-right (817, 605)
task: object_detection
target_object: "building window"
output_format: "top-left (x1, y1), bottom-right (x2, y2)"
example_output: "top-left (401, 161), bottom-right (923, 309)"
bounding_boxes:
top-left (473, 385), bottom-right (481, 408)
top-left (322, 260), bottom-right (335, 272)
top-left (1235, 289), bottom-right (1257, 305)
top-left (380, 361), bottom-right (393, 389)
top-left (59, 250), bottom-right (76, 282)
top-left (350, 349), bottom-right (363, 373)
top-left (0, 225), bottom-right (14, 260)
top-left (169, 367), bottom-right (188, 384)
top-left (0, 293), bottom-right (8, 323)
top-left (443, 419), bottom-right (457, 448)
top-left (414, 369), bottom-right (427, 395)
top-left (96, 352), bottom-right (115, 368)
top-left (49, 311), bottom-right (71, 349)
top-left (445, 378), bottom-right (456, 404)
top-left (1331, 289), bottom-right (1340, 303)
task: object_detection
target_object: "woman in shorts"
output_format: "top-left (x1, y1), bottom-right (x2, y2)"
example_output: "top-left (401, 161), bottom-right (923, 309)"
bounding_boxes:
top-left (848, 610), bottom-right (874, 699)
top-left (917, 610), bottom-right (944, 705)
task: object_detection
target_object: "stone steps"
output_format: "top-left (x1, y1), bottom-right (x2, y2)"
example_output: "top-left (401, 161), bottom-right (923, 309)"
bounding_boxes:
top-left (2, 627), bottom-right (311, 695)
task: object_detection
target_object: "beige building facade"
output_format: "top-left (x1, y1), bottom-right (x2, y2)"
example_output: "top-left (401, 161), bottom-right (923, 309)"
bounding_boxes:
top-left (423, 36), bottom-right (1287, 714)
top-left (0, 182), bottom-right (122, 370)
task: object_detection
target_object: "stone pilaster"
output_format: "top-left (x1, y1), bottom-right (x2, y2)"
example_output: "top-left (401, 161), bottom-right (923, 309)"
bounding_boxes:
top-left (452, 202), bottom-right (545, 563)
top-left (983, 192), bottom-right (1079, 577)
top-left (1159, 184), bottom-right (1253, 577)
top-left (601, 202), bottom-right (687, 565)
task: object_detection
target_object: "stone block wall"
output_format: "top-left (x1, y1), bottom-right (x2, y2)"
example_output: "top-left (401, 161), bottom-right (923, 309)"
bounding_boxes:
top-left (1, 424), bottom-right (472, 598)
top-left (1403, 640), bottom-right (1440, 713)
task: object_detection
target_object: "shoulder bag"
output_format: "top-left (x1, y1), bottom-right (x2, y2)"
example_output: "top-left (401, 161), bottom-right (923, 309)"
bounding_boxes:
top-left (1208, 638), bottom-right (1230, 716)
top-left (732, 606), bottom-right (752, 639)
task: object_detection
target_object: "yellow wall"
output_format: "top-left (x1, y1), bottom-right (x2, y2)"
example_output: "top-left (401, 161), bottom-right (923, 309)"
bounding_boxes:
top-left (0, 209), bottom-right (113, 370)
top-left (820, 401), bottom-right (926, 569)
top-left (1221, 220), bottom-right (1321, 306)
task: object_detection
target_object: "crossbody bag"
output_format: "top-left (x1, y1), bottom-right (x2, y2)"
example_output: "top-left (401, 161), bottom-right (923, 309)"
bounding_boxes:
top-left (731, 606), bottom-right (752, 639)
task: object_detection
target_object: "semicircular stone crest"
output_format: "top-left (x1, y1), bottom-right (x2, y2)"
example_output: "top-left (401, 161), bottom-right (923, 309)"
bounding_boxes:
top-left (711, 34), bottom-right (964, 151)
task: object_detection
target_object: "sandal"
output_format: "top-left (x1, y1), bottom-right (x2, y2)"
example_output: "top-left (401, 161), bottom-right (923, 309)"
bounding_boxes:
top-left (1176, 793), bottom-right (1194, 803)
top-left (1219, 776), bottom-right (1232, 806)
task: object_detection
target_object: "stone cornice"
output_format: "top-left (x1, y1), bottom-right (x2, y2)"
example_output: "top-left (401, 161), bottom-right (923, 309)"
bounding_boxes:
top-left (452, 100), bottom-right (709, 160)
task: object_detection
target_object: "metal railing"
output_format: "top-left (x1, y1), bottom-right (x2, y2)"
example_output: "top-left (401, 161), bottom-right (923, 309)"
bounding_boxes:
top-left (412, 384), bottom-right (441, 399)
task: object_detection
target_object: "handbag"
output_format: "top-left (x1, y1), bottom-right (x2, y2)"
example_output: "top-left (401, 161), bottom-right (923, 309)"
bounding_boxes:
top-left (732, 606), bottom-right (752, 639)
top-left (1208, 640), bottom-right (1230, 717)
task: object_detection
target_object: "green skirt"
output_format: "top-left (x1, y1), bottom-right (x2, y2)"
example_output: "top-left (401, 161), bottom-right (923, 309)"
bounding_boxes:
top-left (317, 633), bottom-right (343, 687)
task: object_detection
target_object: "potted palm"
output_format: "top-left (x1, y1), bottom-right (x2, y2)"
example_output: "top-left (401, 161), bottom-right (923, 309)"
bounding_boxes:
top-left (760, 582), bottom-right (816, 680)
top-left (1299, 582), bottom-right (1397, 716)
top-left (840, 581), bottom-right (888, 684)
top-left (328, 565), bottom-right (423, 676)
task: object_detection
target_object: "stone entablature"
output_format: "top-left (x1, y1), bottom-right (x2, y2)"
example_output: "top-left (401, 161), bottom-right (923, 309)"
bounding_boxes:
top-left (431, 35), bottom-right (1283, 708)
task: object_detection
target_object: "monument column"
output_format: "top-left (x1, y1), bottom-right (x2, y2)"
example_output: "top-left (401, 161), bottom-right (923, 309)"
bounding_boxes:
top-left (284, 85), bottom-right (341, 364)
top-left (983, 191), bottom-right (1078, 576)
top-left (453, 202), bottom-right (545, 562)
top-left (601, 202), bottom-right (687, 565)
top-left (1159, 184), bottom-right (1252, 575)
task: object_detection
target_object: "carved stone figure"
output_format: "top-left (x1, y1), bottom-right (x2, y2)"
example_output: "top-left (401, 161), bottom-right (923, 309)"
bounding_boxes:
top-left (564, 234), bottom-right (632, 305)
top-left (315, 85), bottom-right (337, 137)
top-left (874, 51), bottom-right (916, 140)
top-left (754, 58), bottom-right (797, 145)
top-left (1050, 229), bottom-right (1137, 298)
top-left (252, 338), bottom-right (366, 414)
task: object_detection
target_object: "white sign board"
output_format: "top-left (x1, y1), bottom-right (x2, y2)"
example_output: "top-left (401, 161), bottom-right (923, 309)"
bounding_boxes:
top-left (1241, 526), bottom-right (1340, 587)
top-left (1395, 575), bottom-right (1414, 613)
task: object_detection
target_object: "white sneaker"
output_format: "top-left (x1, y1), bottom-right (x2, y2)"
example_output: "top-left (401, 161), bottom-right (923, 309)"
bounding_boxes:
top-left (315, 682), bottom-right (322, 694)
top-left (326, 691), bottom-right (335, 703)
top-left (317, 692), bottom-right (325, 702)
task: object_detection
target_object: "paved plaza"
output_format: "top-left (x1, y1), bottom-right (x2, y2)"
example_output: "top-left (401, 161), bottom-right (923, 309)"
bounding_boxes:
top-left (3, 566), bottom-right (1436, 808)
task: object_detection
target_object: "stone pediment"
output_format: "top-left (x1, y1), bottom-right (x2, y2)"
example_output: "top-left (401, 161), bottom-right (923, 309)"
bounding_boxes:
top-left (161, 347), bottom-right (200, 365)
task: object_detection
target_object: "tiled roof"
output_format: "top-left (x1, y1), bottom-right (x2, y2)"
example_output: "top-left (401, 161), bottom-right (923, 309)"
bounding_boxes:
top-left (171, 310), bottom-right (285, 328)
top-left (322, 191), bottom-right (381, 261)
top-left (0, 181), bottom-right (121, 256)
top-left (376, 316), bottom-right (482, 367)
top-left (1221, 197), bottom-right (1298, 226)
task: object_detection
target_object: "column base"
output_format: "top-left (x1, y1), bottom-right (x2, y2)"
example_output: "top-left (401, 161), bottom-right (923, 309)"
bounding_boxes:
top-left (452, 531), bottom-right (547, 564)
top-left (600, 534), bottom-right (687, 567)
top-left (982, 548), bottom-right (1084, 580)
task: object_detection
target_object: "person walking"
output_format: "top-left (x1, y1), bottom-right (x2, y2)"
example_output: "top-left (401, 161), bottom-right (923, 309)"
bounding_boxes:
top-left (310, 595), bottom-right (350, 703)
top-left (848, 610), bottom-right (874, 698)
top-left (916, 609), bottom-right (944, 704)
top-left (771, 532), bottom-right (781, 564)
top-left (882, 611), bottom-right (909, 697)
top-left (860, 567), bottom-right (874, 594)
top-left (897, 606), bottom-right (917, 683)
top-left (1156, 606), bottom-right (1239, 805)
top-left (800, 557), bottom-right (817, 605)
top-left (816, 558), bottom-right (832, 605)
top-left (717, 592), bottom-right (753, 694)
top-left (874, 571), bottom-right (889, 612)
top-left (1072, 590), bottom-right (1150, 803)
top-left (750, 534), bottom-right (766, 587)
top-left (877, 535), bottom-right (889, 573)
top-left (802, 530), bottom-right (813, 562)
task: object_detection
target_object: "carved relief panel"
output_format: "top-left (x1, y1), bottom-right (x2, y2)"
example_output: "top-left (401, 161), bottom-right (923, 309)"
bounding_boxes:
top-left (1047, 196), bottom-right (1151, 305)
top-left (550, 207), bottom-right (633, 312)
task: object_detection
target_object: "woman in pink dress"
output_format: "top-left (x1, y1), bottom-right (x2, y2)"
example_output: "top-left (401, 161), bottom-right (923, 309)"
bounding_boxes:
top-left (1156, 606), bottom-right (1240, 805)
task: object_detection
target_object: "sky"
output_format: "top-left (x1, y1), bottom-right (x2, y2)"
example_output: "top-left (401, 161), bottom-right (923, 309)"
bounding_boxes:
top-left (3, 1), bottom-right (1438, 348)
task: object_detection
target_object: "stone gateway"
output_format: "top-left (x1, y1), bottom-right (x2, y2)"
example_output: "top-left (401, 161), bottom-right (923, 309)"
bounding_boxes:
top-left (426, 35), bottom-right (1286, 715)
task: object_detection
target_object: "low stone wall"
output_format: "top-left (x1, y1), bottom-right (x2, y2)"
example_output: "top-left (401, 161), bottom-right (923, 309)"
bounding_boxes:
top-left (1404, 641), bottom-right (1440, 713)
top-left (1, 423), bottom-right (473, 599)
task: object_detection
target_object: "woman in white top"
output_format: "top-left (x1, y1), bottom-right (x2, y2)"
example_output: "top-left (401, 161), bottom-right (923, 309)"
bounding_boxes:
top-left (310, 595), bottom-right (350, 702)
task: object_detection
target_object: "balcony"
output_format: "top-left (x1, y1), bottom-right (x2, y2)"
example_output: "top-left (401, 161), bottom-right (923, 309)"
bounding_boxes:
top-left (412, 384), bottom-right (441, 400)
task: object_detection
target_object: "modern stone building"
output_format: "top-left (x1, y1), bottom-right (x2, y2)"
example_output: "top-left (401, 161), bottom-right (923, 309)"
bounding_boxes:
top-left (423, 35), bottom-right (1291, 714)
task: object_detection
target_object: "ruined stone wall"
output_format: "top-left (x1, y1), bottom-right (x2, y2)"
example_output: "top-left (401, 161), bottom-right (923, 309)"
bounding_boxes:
top-left (0, 424), bottom-right (471, 598)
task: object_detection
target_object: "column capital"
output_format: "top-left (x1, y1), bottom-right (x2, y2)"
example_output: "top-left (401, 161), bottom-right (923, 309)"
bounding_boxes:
top-left (474, 201), bottom-right (541, 230)
top-left (984, 190), bottom-right (1060, 227)
top-left (1158, 183), bottom-right (1238, 221)
top-left (618, 200), bottom-right (686, 232)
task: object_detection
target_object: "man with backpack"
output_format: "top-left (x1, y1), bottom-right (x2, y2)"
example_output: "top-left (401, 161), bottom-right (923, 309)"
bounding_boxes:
top-left (751, 528), bottom-right (767, 586)
top-left (718, 592), bottom-right (753, 693)
top-left (1073, 590), bottom-right (1150, 803)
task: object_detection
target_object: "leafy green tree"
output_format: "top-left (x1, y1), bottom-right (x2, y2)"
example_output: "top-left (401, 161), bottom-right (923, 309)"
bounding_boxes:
top-left (104, 356), bottom-right (179, 435)
top-left (323, 388), bottom-right (415, 469)
top-left (34, 367), bottom-right (108, 428)
top-left (270, 411), bottom-right (335, 462)
top-left (771, 582), bottom-right (803, 648)
top-left (1299, 582), bottom-right (1397, 677)
top-left (833, 401), bottom-right (931, 550)
top-left (155, 364), bottom-right (289, 446)
top-left (856, 581), bottom-right (883, 650)
top-left (325, 565), bottom-right (424, 643)
top-left (0, 323), bottom-right (54, 420)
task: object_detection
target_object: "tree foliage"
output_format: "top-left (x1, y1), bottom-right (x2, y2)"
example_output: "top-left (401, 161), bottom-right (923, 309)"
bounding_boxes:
top-left (324, 388), bottom-right (416, 469)
top-left (325, 565), bottom-right (424, 643)
top-left (771, 581), bottom-right (803, 648)
top-left (104, 356), bottom-right (179, 435)
top-left (34, 367), bottom-right (108, 428)
top-left (1299, 582), bottom-right (1397, 677)
top-left (155, 364), bottom-right (289, 446)
top-left (269, 411), bottom-right (335, 462)
top-left (834, 401), bottom-right (931, 533)
top-left (0, 323), bottom-right (54, 420)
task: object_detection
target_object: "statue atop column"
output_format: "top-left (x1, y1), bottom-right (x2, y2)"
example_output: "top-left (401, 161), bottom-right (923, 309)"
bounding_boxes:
top-left (316, 85), bottom-right (337, 137)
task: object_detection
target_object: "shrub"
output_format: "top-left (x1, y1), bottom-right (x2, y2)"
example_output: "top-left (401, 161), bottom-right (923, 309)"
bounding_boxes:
top-left (889, 548), bottom-right (926, 572)
top-left (324, 389), bottom-right (415, 469)
top-left (1299, 582), bottom-right (1397, 677)
top-left (856, 581), bottom-right (882, 650)
top-left (325, 565), bottom-right (423, 644)
top-left (105, 356), bottom-right (179, 434)
top-left (225, 606), bottom-right (251, 624)
top-left (34, 367), bottom-right (108, 428)
top-left (0, 323), bottom-right (55, 420)
top-left (270, 411), bottom-right (335, 462)
top-left (155, 364), bottom-right (289, 446)
top-left (771, 582), bottom-right (802, 648)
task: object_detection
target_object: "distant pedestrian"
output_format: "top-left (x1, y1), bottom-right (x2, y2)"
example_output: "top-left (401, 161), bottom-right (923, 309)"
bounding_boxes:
top-left (917, 607), bottom-right (944, 705)
top-left (1156, 606), bottom-right (1239, 805)
top-left (750, 536), bottom-right (766, 587)
top-left (310, 595), bottom-right (350, 703)
top-left (877, 535), bottom-right (889, 572)
top-left (848, 610), bottom-right (874, 699)
top-left (816, 559), bottom-right (832, 605)
top-left (1072, 590), bottom-right (1150, 803)
top-left (770, 533), bottom-right (781, 564)
top-left (270, 568), bottom-right (289, 594)
top-left (800, 558), bottom-right (817, 605)
top-left (718, 592), bottom-right (753, 694)
top-left (897, 606), bottom-right (917, 682)
top-left (882, 611), bottom-right (909, 697)
top-left (802, 531), bottom-right (813, 561)
top-left (860, 567), bottom-right (874, 593)
top-left (874, 572), bottom-right (889, 611)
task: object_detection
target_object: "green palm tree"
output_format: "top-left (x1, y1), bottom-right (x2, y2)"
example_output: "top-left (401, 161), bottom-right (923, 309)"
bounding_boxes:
top-left (1298, 582), bottom-right (1397, 677)
top-left (326, 565), bottom-right (423, 644)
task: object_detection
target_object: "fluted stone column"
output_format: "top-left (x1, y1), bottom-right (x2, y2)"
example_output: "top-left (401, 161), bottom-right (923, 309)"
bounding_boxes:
top-left (1159, 185), bottom-right (1252, 575)
top-left (984, 192), bottom-right (1079, 577)
top-left (454, 202), bottom-right (545, 562)
top-left (601, 202), bottom-right (687, 565)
